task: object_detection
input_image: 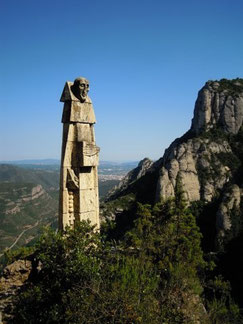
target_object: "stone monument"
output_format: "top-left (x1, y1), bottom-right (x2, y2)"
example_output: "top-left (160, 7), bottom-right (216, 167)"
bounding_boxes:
top-left (59, 77), bottom-right (100, 230)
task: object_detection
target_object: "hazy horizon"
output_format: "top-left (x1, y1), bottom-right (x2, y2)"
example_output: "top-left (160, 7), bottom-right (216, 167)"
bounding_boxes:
top-left (0, 158), bottom-right (141, 164)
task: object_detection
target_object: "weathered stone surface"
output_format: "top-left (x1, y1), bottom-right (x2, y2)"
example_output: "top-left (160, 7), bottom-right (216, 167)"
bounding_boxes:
top-left (79, 142), bottom-right (100, 167)
top-left (59, 77), bottom-right (100, 230)
top-left (0, 260), bottom-right (32, 322)
top-left (191, 80), bottom-right (243, 135)
top-left (60, 81), bottom-right (92, 103)
top-left (76, 123), bottom-right (94, 142)
top-left (61, 81), bottom-right (96, 124)
top-left (156, 137), bottom-right (232, 203)
top-left (216, 184), bottom-right (242, 238)
top-left (21, 185), bottom-right (45, 202)
top-left (156, 80), bottom-right (243, 203)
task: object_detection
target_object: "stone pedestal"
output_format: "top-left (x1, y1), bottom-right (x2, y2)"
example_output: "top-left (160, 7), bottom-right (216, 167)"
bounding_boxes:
top-left (59, 78), bottom-right (100, 230)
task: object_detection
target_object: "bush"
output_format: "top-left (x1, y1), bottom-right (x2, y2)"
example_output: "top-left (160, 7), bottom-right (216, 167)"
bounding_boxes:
top-left (10, 176), bottom-right (242, 323)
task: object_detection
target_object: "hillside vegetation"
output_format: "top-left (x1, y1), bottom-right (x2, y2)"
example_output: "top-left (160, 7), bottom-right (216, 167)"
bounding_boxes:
top-left (3, 178), bottom-right (242, 323)
top-left (0, 164), bottom-right (124, 255)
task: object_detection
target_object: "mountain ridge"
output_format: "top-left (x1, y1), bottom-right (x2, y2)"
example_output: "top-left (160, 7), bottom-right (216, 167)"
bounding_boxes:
top-left (106, 78), bottom-right (243, 246)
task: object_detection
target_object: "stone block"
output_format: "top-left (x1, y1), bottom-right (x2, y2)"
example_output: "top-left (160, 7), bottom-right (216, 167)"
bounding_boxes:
top-left (78, 142), bottom-right (100, 167)
top-left (62, 212), bottom-right (70, 230)
top-left (70, 101), bottom-right (96, 124)
top-left (79, 188), bottom-right (96, 213)
top-left (63, 123), bottom-right (75, 142)
top-left (79, 169), bottom-right (94, 189)
top-left (76, 123), bottom-right (94, 143)
top-left (78, 211), bottom-right (98, 224)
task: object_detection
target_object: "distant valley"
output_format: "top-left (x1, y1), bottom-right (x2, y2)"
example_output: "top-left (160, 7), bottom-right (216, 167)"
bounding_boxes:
top-left (0, 161), bottom-right (137, 254)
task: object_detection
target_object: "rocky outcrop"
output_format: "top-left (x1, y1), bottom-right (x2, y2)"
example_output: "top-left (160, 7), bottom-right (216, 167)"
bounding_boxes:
top-left (191, 79), bottom-right (243, 135)
top-left (156, 79), bottom-right (243, 203)
top-left (0, 260), bottom-right (32, 322)
top-left (119, 158), bottom-right (153, 188)
top-left (25, 185), bottom-right (45, 201)
top-left (105, 158), bottom-right (154, 201)
top-left (216, 184), bottom-right (243, 239)
top-left (155, 79), bottom-right (243, 240)
top-left (4, 185), bottom-right (46, 215)
top-left (156, 137), bottom-right (232, 203)
top-left (106, 79), bottom-right (243, 243)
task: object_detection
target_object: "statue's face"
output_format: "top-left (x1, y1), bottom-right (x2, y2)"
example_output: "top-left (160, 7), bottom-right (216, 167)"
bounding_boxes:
top-left (72, 77), bottom-right (89, 102)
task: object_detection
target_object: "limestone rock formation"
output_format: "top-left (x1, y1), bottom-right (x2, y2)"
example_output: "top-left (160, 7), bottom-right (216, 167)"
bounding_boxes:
top-left (154, 80), bottom-right (243, 241)
top-left (156, 137), bottom-right (232, 203)
top-left (156, 79), bottom-right (243, 204)
top-left (106, 78), bottom-right (243, 242)
top-left (59, 77), bottom-right (100, 230)
top-left (4, 185), bottom-right (46, 215)
top-left (0, 260), bottom-right (32, 322)
top-left (105, 158), bottom-right (154, 201)
top-left (191, 79), bottom-right (243, 135)
top-left (216, 184), bottom-right (243, 239)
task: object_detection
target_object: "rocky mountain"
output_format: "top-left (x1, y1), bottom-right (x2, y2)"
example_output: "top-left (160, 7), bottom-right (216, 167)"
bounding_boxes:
top-left (0, 259), bottom-right (32, 321)
top-left (106, 78), bottom-right (243, 247)
top-left (105, 158), bottom-right (154, 201)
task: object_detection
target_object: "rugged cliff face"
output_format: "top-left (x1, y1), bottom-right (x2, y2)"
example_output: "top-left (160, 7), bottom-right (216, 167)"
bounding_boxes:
top-left (191, 79), bottom-right (243, 135)
top-left (0, 260), bottom-right (32, 321)
top-left (156, 79), bottom-right (243, 242)
top-left (105, 158), bottom-right (154, 201)
top-left (107, 79), bottom-right (243, 244)
top-left (157, 79), bottom-right (243, 201)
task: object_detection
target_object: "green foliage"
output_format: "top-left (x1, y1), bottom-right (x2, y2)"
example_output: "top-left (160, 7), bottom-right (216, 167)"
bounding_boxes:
top-left (100, 194), bottom-right (138, 241)
top-left (195, 152), bottom-right (225, 193)
top-left (64, 254), bottom-right (159, 323)
top-left (0, 164), bottom-right (60, 189)
top-left (4, 246), bottom-right (34, 264)
top-left (0, 179), bottom-right (58, 253)
top-left (216, 152), bottom-right (240, 172)
top-left (229, 126), bottom-right (243, 185)
top-left (190, 200), bottom-right (219, 252)
top-left (124, 175), bottom-right (206, 322)
top-left (12, 222), bottom-right (159, 323)
top-left (204, 276), bottom-right (242, 324)
top-left (219, 231), bottom-right (243, 309)
top-left (223, 204), bottom-right (242, 244)
top-left (0, 245), bottom-right (34, 273)
top-left (197, 124), bottom-right (243, 187)
top-left (199, 126), bottom-right (228, 142)
top-left (217, 78), bottom-right (243, 95)
top-left (10, 176), bottom-right (242, 323)
top-left (98, 179), bottom-right (120, 199)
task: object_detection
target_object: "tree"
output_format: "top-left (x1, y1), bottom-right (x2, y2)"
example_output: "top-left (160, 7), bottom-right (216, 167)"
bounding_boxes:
top-left (124, 174), bottom-right (206, 322)
top-left (12, 221), bottom-right (159, 323)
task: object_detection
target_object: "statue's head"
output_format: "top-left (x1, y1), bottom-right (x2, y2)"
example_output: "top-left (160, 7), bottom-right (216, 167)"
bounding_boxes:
top-left (71, 77), bottom-right (89, 102)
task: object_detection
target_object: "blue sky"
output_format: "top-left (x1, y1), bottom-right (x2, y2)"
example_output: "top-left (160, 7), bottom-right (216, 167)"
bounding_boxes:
top-left (1, 0), bottom-right (243, 161)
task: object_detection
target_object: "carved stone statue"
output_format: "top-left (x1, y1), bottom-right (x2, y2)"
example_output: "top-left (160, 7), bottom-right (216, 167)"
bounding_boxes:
top-left (59, 77), bottom-right (100, 230)
top-left (71, 77), bottom-right (90, 103)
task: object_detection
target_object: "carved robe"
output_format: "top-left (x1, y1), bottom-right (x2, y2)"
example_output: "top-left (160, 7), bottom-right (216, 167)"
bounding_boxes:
top-left (59, 81), bottom-right (100, 230)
